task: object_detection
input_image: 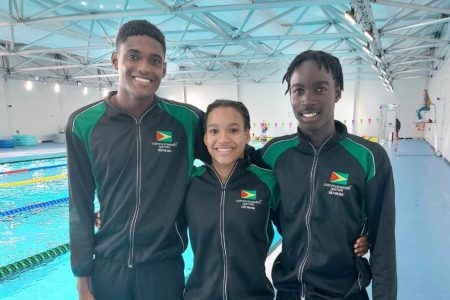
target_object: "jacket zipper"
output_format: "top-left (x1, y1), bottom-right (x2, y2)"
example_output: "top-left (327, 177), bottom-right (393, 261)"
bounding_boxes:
top-left (127, 107), bottom-right (155, 268)
top-left (297, 136), bottom-right (333, 300)
top-left (208, 163), bottom-right (238, 300)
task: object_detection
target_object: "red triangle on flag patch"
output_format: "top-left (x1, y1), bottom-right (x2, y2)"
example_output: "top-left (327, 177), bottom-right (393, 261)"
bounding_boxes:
top-left (330, 172), bottom-right (339, 182)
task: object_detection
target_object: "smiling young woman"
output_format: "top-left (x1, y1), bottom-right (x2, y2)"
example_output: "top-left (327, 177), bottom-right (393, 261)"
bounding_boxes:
top-left (183, 99), bottom-right (279, 300)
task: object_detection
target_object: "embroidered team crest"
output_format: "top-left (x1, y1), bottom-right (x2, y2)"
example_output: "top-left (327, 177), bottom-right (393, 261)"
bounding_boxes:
top-left (330, 171), bottom-right (349, 185)
top-left (240, 190), bottom-right (256, 200)
top-left (156, 131), bottom-right (172, 142)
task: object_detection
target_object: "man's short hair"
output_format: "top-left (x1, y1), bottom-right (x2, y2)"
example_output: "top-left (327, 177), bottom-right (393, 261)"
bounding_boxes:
top-left (115, 20), bottom-right (166, 55)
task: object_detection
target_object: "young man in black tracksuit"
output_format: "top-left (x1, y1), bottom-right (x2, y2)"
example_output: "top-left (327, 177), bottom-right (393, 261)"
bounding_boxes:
top-left (182, 100), bottom-right (369, 300)
top-left (66, 20), bottom-right (208, 300)
top-left (259, 51), bottom-right (397, 300)
top-left (182, 100), bottom-right (278, 300)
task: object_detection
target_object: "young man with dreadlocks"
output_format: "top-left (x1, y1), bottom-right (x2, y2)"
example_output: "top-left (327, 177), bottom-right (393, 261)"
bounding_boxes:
top-left (259, 50), bottom-right (397, 300)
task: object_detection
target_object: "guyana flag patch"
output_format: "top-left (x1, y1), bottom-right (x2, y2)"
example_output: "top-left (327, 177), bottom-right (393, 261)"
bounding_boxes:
top-left (156, 131), bottom-right (172, 142)
top-left (330, 171), bottom-right (349, 185)
top-left (240, 190), bottom-right (256, 200)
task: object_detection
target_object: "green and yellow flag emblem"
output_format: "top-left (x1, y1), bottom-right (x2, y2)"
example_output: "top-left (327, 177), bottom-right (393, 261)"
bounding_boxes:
top-left (330, 171), bottom-right (349, 185)
top-left (241, 190), bottom-right (256, 200)
top-left (156, 131), bottom-right (172, 142)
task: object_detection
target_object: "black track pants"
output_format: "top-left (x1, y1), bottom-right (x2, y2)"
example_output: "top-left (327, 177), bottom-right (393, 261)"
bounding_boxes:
top-left (275, 289), bottom-right (369, 300)
top-left (90, 257), bottom-right (185, 300)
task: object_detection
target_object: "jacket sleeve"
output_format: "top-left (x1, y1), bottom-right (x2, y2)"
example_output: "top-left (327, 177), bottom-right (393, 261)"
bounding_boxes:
top-left (365, 150), bottom-right (397, 300)
top-left (66, 119), bottom-right (96, 277)
top-left (269, 199), bottom-right (282, 236)
top-left (246, 146), bottom-right (271, 169)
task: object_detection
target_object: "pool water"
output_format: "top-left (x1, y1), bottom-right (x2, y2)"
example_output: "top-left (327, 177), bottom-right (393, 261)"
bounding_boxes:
top-left (0, 159), bottom-right (69, 269)
top-left (0, 156), bottom-right (280, 299)
top-left (0, 158), bottom-right (68, 211)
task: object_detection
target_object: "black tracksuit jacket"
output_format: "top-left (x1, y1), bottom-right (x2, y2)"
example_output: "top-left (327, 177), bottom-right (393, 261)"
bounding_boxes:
top-left (183, 159), bottom-right (279, 300)
top-left (259, 121), bottom-right (397, 300)
top-left (66, 92), bottom-right (207, 277)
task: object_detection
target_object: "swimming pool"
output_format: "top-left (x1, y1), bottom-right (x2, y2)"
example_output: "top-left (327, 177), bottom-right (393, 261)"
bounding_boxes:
top-left (0, 156), bottom-right (280, 299)
top-left (0, 158), bottom-right (73, 299)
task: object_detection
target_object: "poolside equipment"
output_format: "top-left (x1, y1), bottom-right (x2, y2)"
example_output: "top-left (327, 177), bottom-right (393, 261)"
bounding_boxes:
top-left (0, 139), bottom-right (15, 148)
top-left (13, 134), bottom-right (38, 146)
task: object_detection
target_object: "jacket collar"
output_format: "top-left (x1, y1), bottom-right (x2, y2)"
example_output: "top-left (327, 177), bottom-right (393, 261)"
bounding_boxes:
top-left (206, 157), bottom-right (251, 186)
top-left (104, 91), bottom-right (160, 119)
top-left (296, 120), bottom-right (348, 153)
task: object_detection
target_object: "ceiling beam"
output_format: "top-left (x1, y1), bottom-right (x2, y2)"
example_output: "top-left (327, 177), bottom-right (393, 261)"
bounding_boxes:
top-left (381, 32), bottom-right (450, 44)
top-left (382, 16), bottom-right (450, 33)
top-left (15, 62), bottom-right (110, 72)
top-left (374, 0), bottom-right (450, 15)
top-left (0, 0), bottom-right (347, 26)
top-left (25, 0), bottom-right (77, 20)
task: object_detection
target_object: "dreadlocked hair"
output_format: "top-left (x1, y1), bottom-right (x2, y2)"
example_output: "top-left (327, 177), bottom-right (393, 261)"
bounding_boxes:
top-left (282, 50), bottom-right (344, 95)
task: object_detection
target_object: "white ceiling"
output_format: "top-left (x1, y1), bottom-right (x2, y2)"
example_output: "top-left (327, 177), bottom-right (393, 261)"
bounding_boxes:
top-left (0, 0), bottom-right (449, 89)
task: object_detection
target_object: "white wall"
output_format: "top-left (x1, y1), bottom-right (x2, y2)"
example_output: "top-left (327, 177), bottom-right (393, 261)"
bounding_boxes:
top-left (427, 57), bottom-right (450, 160)
top-left (60, 85), bottom-right (105, 130)
top-left (0, 79), bottom-right (11, 138)
top-left (6, 80), bottom-right (61, 141)
top-left (0, 80), bottom-right (104, 140)
top-left (158, 85), bottom-right (185, 103)
top-left (185, 83), bottom-right (239, 112)
top-left (0, 70), bottom-right (446, 160)
top-left (336, 80), bottom-right (356, 134)
top-left (239, 82), bottom-right (295, 138)
top-left (352, 77), bottom-right (428, 139)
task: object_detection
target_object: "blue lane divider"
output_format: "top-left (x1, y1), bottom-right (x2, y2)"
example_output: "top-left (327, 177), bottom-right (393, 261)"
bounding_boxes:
top-left (0, 197), bottom-right (69, 217)
top-left (0, 164), bottom-right (67, 175)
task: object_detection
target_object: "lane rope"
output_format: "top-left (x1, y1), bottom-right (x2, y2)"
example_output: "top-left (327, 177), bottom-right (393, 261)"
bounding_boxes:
top-left (0, 173), bottom-right (67, 188)
top-left (0, 197), bottom-right (69, 218)
top-left (0, 243), bottom-right (70, 279)
top-left (0, 164), bottom-right (66, 175)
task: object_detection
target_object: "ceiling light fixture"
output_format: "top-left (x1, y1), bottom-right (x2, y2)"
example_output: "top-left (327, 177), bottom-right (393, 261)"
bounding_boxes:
top-left (344, 9), bottom-right (357, 25)
top-left (54, 83), bottom-right (60, 93)
top-left (362, 44), bottom-right (371, 55)
top-left (364, 30), bottom-right (374, 42)
top-left (25, 80), bottom-right (33, 91)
